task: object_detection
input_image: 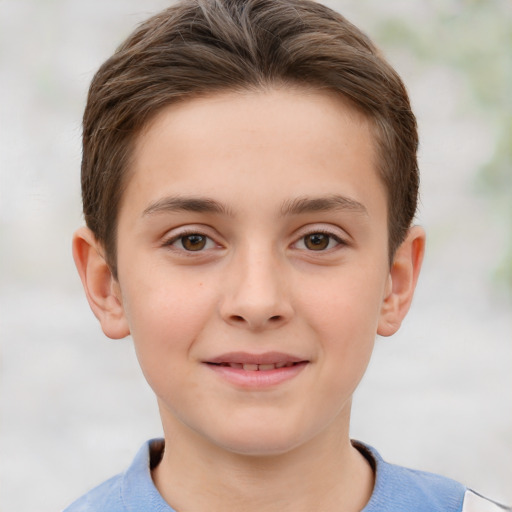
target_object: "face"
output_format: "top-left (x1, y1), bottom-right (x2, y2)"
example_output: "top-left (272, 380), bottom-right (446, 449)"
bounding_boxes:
top-left (113, 88), bottom-right (393, 456)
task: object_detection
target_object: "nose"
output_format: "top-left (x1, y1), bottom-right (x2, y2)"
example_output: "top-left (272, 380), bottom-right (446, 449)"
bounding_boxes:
top-left (219, 245), bottom-right (294, 331)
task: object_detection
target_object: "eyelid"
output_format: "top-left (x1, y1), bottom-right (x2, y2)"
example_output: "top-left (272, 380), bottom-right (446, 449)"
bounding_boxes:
top-left (291, 225), bottom-right (349, 251)
top-left (161, 225), bottom-right (223, 252)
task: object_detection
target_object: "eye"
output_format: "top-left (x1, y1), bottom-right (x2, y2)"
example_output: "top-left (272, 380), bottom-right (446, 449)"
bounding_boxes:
top-left (295, 232), bottom-right (343, 251)
top-left (168, 233), bottom-right (216, 251)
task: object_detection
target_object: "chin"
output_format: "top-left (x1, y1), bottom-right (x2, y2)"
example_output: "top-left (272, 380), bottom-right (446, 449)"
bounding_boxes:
top-left (209, 423), bottom-right (309, 458)
top-left (222, 440), bottom-right (301, 458)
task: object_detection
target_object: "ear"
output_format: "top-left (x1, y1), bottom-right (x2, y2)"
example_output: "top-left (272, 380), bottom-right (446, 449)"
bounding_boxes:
top-left (377, 225), bottom-right (426, 337)
top-left (72, 227), bottom-right (130, 339)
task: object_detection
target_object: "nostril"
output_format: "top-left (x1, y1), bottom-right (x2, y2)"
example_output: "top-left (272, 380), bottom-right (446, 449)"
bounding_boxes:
top-left (228, 314), bottom-right (282, 325)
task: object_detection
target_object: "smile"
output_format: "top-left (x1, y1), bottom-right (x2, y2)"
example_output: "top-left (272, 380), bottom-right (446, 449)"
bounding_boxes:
top-left (204, 352), bottom-right (309, 388)
top-left (209, 362), bottom-right (299, 371)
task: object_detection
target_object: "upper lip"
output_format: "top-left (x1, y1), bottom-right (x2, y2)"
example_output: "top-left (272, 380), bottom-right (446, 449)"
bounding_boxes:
top-left (205, 351), bottom-right (307, 365)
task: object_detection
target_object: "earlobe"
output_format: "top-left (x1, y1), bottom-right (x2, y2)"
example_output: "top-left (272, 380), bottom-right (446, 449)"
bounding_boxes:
top-left (377, 226), bottom-right (426, 337)
top-left (72, 227), bottom-right (130, 339)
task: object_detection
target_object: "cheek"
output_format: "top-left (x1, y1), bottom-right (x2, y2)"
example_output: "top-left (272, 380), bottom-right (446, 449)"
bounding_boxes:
top-left (120, 274), bottom-right (218, 379)
top-left (299, 267), bottom-right (386, 337)
top-left (297, 267), bottom-right (386, 380)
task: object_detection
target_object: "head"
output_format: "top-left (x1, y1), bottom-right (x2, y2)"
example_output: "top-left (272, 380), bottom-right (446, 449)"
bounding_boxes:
top-left (73, 0), bottom-right (425, 458)
top-left (81, 0), bottom-right (419, 278)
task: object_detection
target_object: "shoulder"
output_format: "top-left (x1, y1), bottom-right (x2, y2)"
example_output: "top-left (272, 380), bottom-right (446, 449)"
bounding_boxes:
top-left (62, 473), bottom-right (124, 512)
top-left (355, 442), bottom-right (510, 512)
top-left (62, 439), bottom-right (173, 512)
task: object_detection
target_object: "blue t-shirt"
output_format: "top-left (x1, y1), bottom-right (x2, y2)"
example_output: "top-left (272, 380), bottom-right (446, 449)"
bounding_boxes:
top-left (63, 439), bottom-right (510, 512)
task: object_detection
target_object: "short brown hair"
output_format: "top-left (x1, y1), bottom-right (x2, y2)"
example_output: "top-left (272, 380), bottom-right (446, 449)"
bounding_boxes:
top-left (81, 0), bottom-right (418, 277)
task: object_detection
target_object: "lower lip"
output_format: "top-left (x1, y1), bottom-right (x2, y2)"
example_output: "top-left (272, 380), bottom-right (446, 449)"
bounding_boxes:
top-left (205, 362), bottom-right (308, 389)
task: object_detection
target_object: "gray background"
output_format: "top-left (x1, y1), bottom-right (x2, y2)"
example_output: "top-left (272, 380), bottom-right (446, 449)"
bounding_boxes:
top-left (1, 1), bottom-right (511, 511)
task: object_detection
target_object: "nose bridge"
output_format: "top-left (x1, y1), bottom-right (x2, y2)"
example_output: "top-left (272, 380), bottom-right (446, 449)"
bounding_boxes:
top-left (220, 239), bottom-right (292, 330)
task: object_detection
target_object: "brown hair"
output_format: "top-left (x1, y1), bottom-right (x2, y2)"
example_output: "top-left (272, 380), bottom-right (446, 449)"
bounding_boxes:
top-left (82, 0), bottom-right (418, 277)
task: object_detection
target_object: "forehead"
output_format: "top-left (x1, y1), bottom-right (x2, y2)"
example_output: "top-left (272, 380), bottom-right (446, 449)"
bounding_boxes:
top-left (122, 87), bottom-right (384, 219)
top-left (137, 87), bottom-right (372, 155)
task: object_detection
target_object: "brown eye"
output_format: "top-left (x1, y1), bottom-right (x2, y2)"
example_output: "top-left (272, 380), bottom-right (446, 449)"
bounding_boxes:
top-left (303, 233), bottom-right (331, 250)
top-left (181, 234), bottom-right (207, 251)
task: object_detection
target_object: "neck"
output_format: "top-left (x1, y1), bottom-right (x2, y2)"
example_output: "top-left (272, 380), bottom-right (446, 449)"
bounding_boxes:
top-left (152, 411), bottom-right (374, 512)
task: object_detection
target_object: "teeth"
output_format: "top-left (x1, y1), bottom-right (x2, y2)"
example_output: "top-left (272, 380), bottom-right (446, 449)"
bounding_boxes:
top-left (229, 362), bottom-right (298, 371)
top-left (216, 362), bottom-right (299, 370)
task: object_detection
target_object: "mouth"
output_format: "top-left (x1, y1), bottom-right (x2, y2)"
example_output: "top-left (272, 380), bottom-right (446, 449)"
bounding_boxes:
top-left (207, 361), bottom-right (302, 371)
top-left (205, 351), bottom-right (307, 368)
top-left (204, 352), bottom-right (309, 388)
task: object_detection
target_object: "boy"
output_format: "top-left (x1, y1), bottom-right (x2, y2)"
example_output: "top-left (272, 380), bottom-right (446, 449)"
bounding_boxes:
top-left (65, 0), bottom-right (510, 510)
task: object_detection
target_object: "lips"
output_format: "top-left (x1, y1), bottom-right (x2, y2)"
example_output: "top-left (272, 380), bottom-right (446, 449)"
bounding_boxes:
top-left (205, 351), bottom-right (307, 368)
top-left (204, 352), bottom-right (308, 388)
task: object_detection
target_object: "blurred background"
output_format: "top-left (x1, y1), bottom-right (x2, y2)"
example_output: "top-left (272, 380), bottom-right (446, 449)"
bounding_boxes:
top-left (0, 1), bottom-right (510, 510)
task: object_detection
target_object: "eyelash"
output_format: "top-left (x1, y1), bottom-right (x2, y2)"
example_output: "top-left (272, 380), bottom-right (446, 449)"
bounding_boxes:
top-left (162, 228), bottom-right (346, 254)
top-left (163, 230), bottom-right (219, 253)
top-left (293, 230), bottom-right (346, 252)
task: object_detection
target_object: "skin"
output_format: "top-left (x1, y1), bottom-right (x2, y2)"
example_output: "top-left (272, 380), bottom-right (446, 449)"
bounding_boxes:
top-left (73, 88), bottom-right (425, 512)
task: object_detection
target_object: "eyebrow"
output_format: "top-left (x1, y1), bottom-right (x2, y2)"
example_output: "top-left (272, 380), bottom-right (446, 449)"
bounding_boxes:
top-left (142, 194), bottom-right (368, 218)
top-left (142, 196), bottom-right (232, 217)
top-left (280, 195), bottom-right (368, 217)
